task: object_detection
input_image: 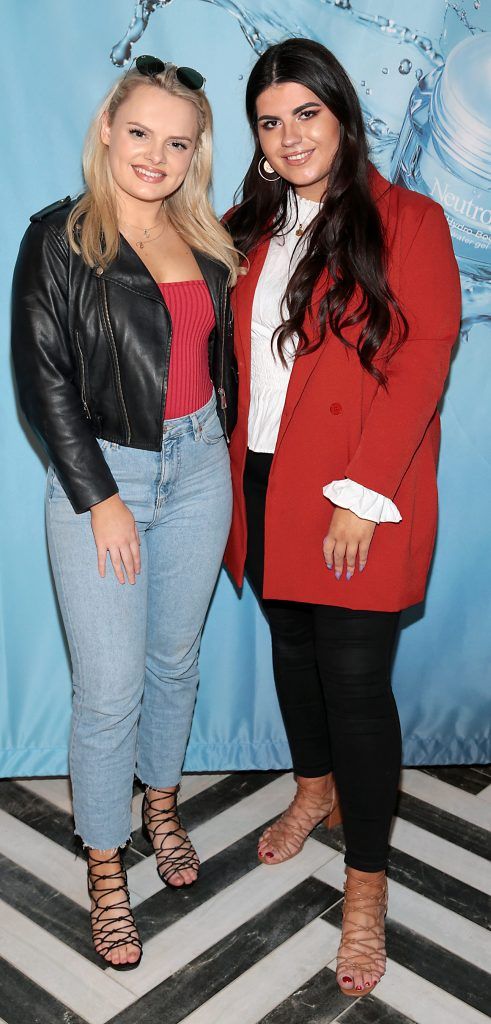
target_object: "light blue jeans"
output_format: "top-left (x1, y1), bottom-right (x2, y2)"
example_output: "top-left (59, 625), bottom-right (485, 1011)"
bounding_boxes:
top-left (46, 393), bottom-right (232, 849)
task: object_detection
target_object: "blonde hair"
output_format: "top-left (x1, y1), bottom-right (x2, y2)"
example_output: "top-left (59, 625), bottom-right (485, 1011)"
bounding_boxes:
top-left (67, 66), bottom-right (239, 284)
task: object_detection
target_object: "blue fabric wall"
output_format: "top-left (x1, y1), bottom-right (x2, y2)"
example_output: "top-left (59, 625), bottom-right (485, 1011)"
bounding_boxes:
top-left (1, 0), bottom-right (490, 776)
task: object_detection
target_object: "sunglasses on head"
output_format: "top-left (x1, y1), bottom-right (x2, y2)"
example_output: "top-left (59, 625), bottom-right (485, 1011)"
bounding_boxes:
top-left (134, 54), bottom-right (205, 91)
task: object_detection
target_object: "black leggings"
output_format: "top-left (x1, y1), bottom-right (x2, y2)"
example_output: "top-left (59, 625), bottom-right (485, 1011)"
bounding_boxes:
top-left (244, 449), bottom-right (402, 872)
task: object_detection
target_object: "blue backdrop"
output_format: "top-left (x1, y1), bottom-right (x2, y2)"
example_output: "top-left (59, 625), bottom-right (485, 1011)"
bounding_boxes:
top-left (1, 0), bottom-right (490, 776)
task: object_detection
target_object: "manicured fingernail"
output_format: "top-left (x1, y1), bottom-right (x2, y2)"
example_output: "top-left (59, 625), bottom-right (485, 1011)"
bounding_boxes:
top-left (346, 571), bottom-right (353, 581)
top-left (335, 571), bottom-right (341, 580)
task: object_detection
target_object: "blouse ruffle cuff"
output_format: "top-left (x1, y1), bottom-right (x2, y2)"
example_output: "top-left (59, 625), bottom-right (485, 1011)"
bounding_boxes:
top-left (322, 478), bottom-right (402, 524)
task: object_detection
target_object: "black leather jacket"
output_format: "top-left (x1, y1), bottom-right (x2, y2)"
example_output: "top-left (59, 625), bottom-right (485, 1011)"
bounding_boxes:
top-left (11, 197), bottom-right (237, 514)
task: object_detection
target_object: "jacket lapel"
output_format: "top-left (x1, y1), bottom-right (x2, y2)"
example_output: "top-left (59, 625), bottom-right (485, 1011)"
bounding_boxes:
top-left (274, 299), bottom-right (326, 456)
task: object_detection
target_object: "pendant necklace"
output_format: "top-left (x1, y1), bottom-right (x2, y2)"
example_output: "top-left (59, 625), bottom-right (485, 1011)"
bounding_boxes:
top-left (121, 215), bottom-right (166, 250)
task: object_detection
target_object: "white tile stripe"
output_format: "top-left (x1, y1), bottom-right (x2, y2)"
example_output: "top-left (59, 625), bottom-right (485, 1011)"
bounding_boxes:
top-left (0, 769), bottom-right (489, 1024)
top-left (0, 807), bottom-right (90, 909)
top-left (0, 900), bottom-right (134, 1024)
top-left (0, 808), bottom-right (147, 910)
top-left (127, 772), bottom-right (297, 900)
top-left (176, 918), bottom-right (339, 1024)
top-left (130, 773), bottom-right (226, 831)
top-left (0, 774), bottom-right (227, 910)
top-left (314, 854), bottom-right (491, 973)
top-left (323, 920), bottom-right (491, 1024)
top-left (19, 777), bottom-right (74, 815)
top-left (400, 769), bottom-right (491, 830)
top-left (476, 782), bottom-right (491, 805)
top-left (18, 772), bottom-right (227, 832)
top-left (389, 814), bottom-right (491, 895)
top-left (0, 775), bottom-right (296, 914)
top-left (104, 838), bottom-right (338, 1002)
top-left (177, 915), bottom-right (491, 1024)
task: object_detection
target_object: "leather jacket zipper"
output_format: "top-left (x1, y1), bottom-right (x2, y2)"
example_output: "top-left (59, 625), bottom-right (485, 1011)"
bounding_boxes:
top-left (217, 284), bottom-right (229, 442)
top-left (74, 330), bottom-right (91, 420)
top-left (97, 277), bottom-right (131, 444)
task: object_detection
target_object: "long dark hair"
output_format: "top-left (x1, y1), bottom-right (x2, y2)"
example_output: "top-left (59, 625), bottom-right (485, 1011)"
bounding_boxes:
top-left (227, 38), bottom-right (407, 383)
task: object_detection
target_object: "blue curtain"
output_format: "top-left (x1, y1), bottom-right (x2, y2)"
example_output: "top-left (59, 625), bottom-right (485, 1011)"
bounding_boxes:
top-left (1, 0), bottom-right (490, 776)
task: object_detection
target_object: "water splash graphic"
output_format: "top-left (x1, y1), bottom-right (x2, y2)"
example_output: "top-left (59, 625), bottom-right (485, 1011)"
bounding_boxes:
top-left (110, 0), bottom-right (491, 332)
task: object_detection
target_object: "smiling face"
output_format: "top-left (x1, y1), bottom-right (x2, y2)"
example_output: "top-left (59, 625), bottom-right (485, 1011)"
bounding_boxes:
top-left (256, 81), bottom-right (341, 201)
top-left (100, 83), bottom-right (199, 221)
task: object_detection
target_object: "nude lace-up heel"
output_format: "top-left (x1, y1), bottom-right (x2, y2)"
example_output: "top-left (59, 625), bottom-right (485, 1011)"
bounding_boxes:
top-left (336, 868), bottom-right (388, 997)
top-left (258, 773), bottom-right (341, 865)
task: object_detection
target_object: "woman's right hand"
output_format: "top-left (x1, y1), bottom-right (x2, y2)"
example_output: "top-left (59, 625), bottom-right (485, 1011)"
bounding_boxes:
top-left (90, 494), bottom-right (141, 584)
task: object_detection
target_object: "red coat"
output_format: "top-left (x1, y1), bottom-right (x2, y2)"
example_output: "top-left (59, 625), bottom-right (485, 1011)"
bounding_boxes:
top-left (224, 168), bottom-right (461, 612)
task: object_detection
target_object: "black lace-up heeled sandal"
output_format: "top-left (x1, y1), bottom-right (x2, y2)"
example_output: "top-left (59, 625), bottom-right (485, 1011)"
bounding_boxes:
top-left (88, 849), bottom-right (142, 970)
top-left (141, 786), bottom-right (200, 888)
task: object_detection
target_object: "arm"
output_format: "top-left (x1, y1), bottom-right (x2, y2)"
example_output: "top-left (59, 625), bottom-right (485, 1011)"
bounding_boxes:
top-left (11, 220), bottom-right (118, 513)
top-left (323, 202), bottom-right (461, 579)
top-left (345, 203), bottom-right (461, 497)
top-left (323, 478), bottom-right (401, 523)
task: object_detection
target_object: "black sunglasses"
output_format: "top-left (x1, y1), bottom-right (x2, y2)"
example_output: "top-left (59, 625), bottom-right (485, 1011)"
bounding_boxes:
top-left (134, 54), bottom-right (205, 91)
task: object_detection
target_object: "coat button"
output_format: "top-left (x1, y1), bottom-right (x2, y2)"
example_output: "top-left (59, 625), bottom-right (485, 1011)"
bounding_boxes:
top-left (330, 402), bottom-right (342, 415)
top-left (95, 266), bottom-right (103, 276)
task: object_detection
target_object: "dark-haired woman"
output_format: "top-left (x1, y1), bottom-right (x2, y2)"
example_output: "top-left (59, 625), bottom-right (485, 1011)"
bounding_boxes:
top-left (225, 39), bottom-right (460, 997)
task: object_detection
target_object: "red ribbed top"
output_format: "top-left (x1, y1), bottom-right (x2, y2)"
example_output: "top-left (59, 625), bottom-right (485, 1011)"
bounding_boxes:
top-left (159, 279), bottom-right (215, 419)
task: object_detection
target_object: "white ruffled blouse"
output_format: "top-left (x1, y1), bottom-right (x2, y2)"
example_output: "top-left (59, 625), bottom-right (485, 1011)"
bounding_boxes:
top-left (247, 193), bottom-right (401, 524)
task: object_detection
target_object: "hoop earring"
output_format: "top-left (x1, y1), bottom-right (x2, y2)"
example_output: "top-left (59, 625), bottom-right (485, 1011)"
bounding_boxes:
top-left (258, 156), bottom-right (281, 182)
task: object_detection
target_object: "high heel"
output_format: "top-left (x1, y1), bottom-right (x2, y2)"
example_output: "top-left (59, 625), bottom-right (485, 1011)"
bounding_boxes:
top-left (141, 786), bottom-right (200, 888)
top-left (336, 868), bottom-right (388, 997)
top-left (88, 849), bottom-right (142, 970)
top-left (258, 773), bottom-right (341, 865)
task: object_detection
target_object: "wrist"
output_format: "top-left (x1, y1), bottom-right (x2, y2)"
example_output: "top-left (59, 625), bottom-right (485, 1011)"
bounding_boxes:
top-left (90, 493), bottom-right (120, 515)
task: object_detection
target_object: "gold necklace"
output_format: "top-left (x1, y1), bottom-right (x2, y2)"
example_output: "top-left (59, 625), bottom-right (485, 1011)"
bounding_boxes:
top-left (121, 217), bottom-right (167, 250)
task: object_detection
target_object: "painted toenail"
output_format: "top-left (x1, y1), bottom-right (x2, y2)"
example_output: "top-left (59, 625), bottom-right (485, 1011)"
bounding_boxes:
top-left (342, 976), bottom-right (352, 983)
top-left (265, 852), bottom-right (274, 859)
top-left (356, 985), bottom-right (363, 991)
top-left (365, 981), bottom-right (372, 987)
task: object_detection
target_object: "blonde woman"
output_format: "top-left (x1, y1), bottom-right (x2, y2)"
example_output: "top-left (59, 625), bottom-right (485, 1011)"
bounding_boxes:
top-left (12, 57), bottom-right (239, 969)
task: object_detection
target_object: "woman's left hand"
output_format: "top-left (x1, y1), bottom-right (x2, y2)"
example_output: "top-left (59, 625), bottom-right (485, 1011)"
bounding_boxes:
top-left (323, 508), bottom-right (376, 580)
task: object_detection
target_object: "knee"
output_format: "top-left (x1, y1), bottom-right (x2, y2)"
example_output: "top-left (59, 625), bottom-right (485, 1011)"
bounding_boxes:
top-left (325, 667), bottom-right (396, 720)
top-left (269, 617), bottom-right (312, 665)
top-left (146, 645), bottom-right (199, 686)
top-left (72, 662), bottom-right (144, 720)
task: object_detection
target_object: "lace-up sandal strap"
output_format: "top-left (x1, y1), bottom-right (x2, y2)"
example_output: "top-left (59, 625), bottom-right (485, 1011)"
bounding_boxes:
top-left (142, 788), bottom-right (200, 885)
top-left (337, 873), bottom-right (387, 978)
top-left (260, 788), bottom-right (337, 862)
top-left (88, 857), bottom-right (142, 958)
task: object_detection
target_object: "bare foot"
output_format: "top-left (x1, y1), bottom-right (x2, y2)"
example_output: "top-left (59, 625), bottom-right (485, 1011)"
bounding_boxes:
top-left (258, 773), bottom-right (338, 864)
top-left (88, 848), bottom-right (141, 967)
top-left (143, 786), bottom-right (199, 887)
top-left (336, 867), bottom-right (387, 995)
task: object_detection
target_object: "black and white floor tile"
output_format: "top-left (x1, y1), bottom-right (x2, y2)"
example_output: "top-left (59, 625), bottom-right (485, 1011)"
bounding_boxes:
top-left (0, 765), bottom-right (489, 1024)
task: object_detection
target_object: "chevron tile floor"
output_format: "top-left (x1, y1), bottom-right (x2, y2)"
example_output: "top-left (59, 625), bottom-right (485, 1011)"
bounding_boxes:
top-left (0, 764), bottom-right (489, 1024)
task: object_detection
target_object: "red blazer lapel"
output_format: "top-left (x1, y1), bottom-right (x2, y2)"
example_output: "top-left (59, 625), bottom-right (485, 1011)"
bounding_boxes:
top-left (274, 272), bottom-right (329, 456)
